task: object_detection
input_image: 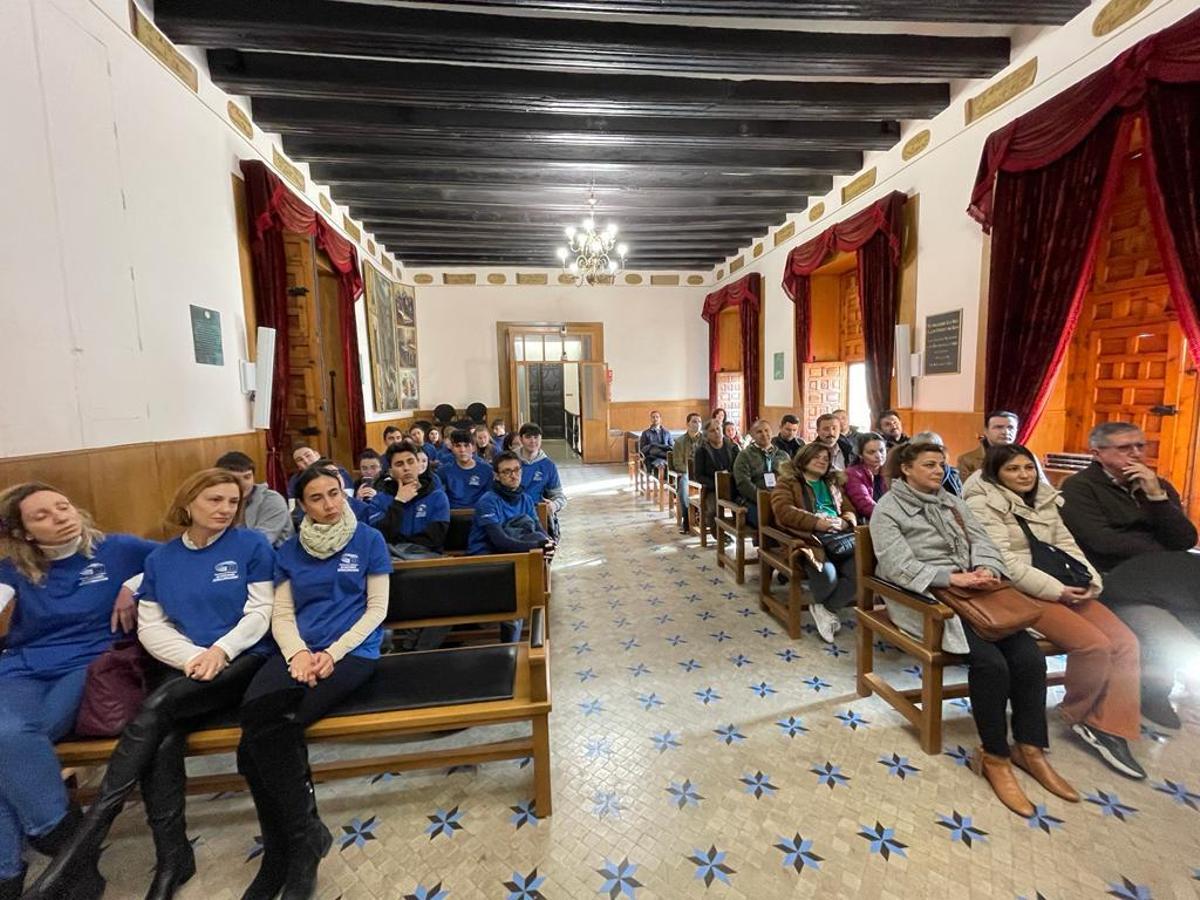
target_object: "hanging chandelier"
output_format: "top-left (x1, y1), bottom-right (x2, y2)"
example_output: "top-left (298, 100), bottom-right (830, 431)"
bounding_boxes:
top-left (556, 191), bottom-right (628, 286)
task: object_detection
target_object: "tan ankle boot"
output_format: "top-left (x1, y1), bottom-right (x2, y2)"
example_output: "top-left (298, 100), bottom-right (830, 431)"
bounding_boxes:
top-left (1011, 743), bottom-right (1080, 802)
top-left (971, 747), bottom-right (1035, 817)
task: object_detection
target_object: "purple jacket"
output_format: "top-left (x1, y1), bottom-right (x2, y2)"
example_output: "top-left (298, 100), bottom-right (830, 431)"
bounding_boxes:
top-left (844, 463), bottom-right (887, 521)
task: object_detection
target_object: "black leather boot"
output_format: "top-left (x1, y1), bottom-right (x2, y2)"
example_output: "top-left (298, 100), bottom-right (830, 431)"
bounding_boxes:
top-left (141, 731), bottom-right (195, 900)
top-left (279, 819), bottom-right (332, 900)
top-left (1, 865), bottom-right (25, 900)
top-left (23, 806), bottom-right (106, 900)
top-left (237, 741), bottom-right (287, 900)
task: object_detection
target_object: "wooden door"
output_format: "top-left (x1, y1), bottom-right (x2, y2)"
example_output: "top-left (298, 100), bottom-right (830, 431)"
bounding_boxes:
top-left (316, 268), bottom-right (353, 466)
top-left (802, 361), bottom-right (848, 440)
top-left (839, 270), bottom-right (865, 362)
top-left (283, 234), bottom-right (322, 449)
top-left (579, 362), bottom-right (614, 463)
top-left (716, 372), bottom-right (744, 430)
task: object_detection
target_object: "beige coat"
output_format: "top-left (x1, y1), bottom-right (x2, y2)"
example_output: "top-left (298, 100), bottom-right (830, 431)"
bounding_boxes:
top-left (962, 475), bottom-right (1102, 601)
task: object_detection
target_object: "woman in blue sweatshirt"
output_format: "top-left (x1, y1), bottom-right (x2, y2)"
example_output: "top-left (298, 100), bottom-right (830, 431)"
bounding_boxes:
top-left (237, 464), bottom-right (391, 900)
top-left (0, 484), bottom-right (155, 900)
top-left (30, 469), bottom-right (275, 900)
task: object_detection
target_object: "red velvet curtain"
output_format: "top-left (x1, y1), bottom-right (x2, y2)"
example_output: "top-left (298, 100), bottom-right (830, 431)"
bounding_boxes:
top-left (782, 191), bottom-right (907, 420)
top-left (983, 114), bottom-right (1129, 441)
top-left (702, 273), bottom-right (762, 423)
top-left (1142, 82), bottom-right (1200, 370)
top-left (240, 160), bottom-right (367, 490)
top-left (971, 9), bottom-right (1200, 439)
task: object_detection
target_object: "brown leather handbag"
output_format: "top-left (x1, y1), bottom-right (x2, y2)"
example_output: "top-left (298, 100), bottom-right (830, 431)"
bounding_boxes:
top-left (931, 582), bottom-right (1041, 642)
top-left (930, 506), bottom-right (1042, 642)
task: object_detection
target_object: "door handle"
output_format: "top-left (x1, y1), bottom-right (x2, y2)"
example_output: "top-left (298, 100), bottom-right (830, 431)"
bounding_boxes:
top-left (1150, 405), bottom-right (1178, 416)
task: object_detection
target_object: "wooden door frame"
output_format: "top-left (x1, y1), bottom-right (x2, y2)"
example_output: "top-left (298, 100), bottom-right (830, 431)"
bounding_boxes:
top-left (496, 321), bottom-right (604, 426)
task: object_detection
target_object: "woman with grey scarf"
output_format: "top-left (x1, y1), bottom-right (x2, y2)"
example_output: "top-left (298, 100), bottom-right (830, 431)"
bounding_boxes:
top-left (869, 441), bottom-right (1076, 819)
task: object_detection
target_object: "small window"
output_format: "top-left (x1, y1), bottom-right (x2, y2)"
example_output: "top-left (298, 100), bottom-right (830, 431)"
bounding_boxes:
top-left (564, 338), bottom-right (583, 361)
top-left (847, 362), bottom-right (871, 431)
top-left (524, 337), bottom-right (545, 361)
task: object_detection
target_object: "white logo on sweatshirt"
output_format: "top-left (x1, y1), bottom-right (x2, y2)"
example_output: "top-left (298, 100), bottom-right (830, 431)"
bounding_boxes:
top-left (337, 552), bottom-right (360, 573)
top-left (78, 562), bottom-right (108, 586)
top-left (212, 560), bottom-right (239, 583)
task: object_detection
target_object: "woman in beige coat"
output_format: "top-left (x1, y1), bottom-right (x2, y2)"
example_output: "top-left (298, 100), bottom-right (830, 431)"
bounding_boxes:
top-left (964, 443), bottom-right (1144, 780)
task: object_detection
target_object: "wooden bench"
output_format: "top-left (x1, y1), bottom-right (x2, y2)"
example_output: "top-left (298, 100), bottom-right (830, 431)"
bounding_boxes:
top-left (714, 471), bottom-right (758, 584)
top-left (755, 489), bottom-right (819, 638)
top-left (853, 525), bottom-right (1065, 754)
top-left (56, 550), bottom-right (554, 815)
top-left (665, 468), bottom-right (699, 531)
top-left (446, 505), bottom-right (552, 602)
top-left (685, 457), bottom-right (711, 548)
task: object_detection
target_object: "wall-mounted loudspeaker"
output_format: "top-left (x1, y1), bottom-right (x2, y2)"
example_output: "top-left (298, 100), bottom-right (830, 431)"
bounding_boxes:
top-left (894, 324), bottom-right (913, 409)
top-left (252, 327), bottom-right (276, 430)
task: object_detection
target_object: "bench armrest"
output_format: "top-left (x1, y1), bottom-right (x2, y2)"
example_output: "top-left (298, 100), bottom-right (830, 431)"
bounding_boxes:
top-left (760, 525), bottom-right (820, 552)
top-left (529, 606), bottom-right (545, 649)
top-left (715, 498), bottom-right (745, 526)
top-left (862, 575), bottom-right (955, 620)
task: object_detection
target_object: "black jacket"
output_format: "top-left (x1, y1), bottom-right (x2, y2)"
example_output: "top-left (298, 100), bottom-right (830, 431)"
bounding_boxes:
top-left (1060, 461), bottom-right (1197, 574)
top-left (772, 436), bottom-right (804, 459)
top-left (373, 473), bottom-right (449, 551)
top-left (692, 440), bottom-right (739, 491)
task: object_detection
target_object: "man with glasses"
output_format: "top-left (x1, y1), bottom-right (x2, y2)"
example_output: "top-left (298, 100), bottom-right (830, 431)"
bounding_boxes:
top-left (1062, 421), bottom-right (1200, 729)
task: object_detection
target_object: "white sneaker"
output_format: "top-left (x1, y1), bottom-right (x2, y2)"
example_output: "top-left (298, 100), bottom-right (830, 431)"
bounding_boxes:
top-left (810, 603), bottom-right (841, 643)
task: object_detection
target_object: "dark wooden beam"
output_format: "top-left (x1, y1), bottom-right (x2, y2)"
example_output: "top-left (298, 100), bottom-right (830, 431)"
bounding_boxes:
top-left (252, 99), bottom-right (900, 152)
top-left (208, 50), bottom-right (950, 122)
top-left (285, 136), bottom-right (862, 172)
top-left (312, 163), bottom-right (831, 195)
top-left (154, 0), bottom-right (1012, 79)
top-left (376, 234), bottom-right (749, 250)
top-left (402, 0), bottom-right (1087, 25)
top-left (399, 257), bottom-right (722, 268)
top-left (335, 184), bottom-right (810, 211)
top-left (363, 214), bottom-right (778, 233)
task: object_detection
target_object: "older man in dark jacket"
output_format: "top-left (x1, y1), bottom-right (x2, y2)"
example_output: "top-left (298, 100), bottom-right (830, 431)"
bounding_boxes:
top-left (1061, 421), bottom-right (1200, 729)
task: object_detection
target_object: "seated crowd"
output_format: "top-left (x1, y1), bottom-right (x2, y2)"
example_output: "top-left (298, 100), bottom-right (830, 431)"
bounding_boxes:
top-left (636, 405), bottom-right (1198, 817)
top-left (0, 415), bottom-right (563, 900)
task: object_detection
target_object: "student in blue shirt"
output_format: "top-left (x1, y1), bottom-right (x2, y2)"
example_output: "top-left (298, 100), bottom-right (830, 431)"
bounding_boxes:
top-left (516, 423), bottom-right (567, 539)
top-left (468, 453), bottom-right (556, 643)
top-left (237, 465), bottom-right (390, 900)
top-left (0, 484), bottom-right (154, 900)
top-left (370, 443), bottom-right (450, 559)
top-left (442, 430), bottom-right (495, 509)
top-left (490, 418), bottom-right (508, 456)
top-left (31, 470), bottom-right (275, 900)
top-left (473, 424), bottom-right (497, 463)
top-left (287, 445), bottom-right (353, 500)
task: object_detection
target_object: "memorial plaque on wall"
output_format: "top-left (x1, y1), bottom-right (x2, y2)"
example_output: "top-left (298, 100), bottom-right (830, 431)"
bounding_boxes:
top-left (189, 305), bottom-right (224, 366)
top-left (924, 310), bottom-right (962, 375)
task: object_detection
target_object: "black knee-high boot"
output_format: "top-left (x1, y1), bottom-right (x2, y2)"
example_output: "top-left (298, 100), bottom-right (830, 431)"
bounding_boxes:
top-left (239, 691), bottom-right (330, 900)
top-left (1, 865), bottom-right (26, 900)
top-left (22, 805), bottom-right (105, 900)
top-left (236, 735), bottom-right (286, 900)
top-left (141, 730), bottom-right (195, 900)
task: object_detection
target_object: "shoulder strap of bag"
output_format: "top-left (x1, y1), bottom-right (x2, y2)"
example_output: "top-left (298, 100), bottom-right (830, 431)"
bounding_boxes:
top-left (1012, 512), bottom-right (1042, 549)
top-left (946, 504), bottom-right (972, 550)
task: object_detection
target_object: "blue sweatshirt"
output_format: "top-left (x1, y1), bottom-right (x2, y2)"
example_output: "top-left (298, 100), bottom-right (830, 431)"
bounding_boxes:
top-left (0, 534), bottom-right (157, 678)
top-left (140, 528), bottom-right (275, 655)
top-left (370, 477), bottom-right (451, 550)
top-left (441, 460), bottom-right (494, 509)
top-left (274, 524), bottom-right (392, 660)
top-left (467, 487), bottom-right (546, 555)
top-left (519, 453), bottom-right (563, 505)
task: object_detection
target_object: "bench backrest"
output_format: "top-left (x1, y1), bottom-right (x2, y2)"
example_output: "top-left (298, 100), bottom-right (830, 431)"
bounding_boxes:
top-left (388, 550), bottom-right (544, 628)
top-left (854, 525), bottom-right (876, 607)
top-left (715, 470), bottom-right (734, 503)
top-left (444, 508), bottom-right (475, 552)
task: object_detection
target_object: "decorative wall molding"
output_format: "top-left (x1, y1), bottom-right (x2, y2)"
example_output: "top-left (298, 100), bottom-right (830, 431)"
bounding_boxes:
top-left (841, 167), bottom-right (877, 203)
top-left (226, 102), bottom-right (253, 139)
top-left (271, 147), bottom-right (305, 192)
top-left (624, 273), bottom-right (644, 285)
top-left (414, 273), bottom-right (434, 284)
top-left (774, 221), bottom-right (796, 245)
top-left (965, 57), bottom-right (1038, 124)
top-left (380, 256), bottom-right (394, 274)
top-left (753, 243), bottom-right (764, 258)
top-left (902, 129), bottom-right (931, 161)
top-left (487, 273), bottom-right (507, 285)
top-left (367, 239), bottom-right (376, 256)
top-left (730, 256), bottom-right (745, 273)
top-left (716, 268), bottom-right (725, 280)
top-left (442, 273), bottom-right (476, 285)
top-left (557, 273), bottom-right (575, 285)
top-left (518, 272), bottom-right (549, 285)
top-left (130, 4), bottom-right (197, 92)
top-left (808, 202), bottom-right (826, 222)
top-left (1093, 0), bottom-right (1153, 37)
top-left (318, 193), bottom-right (332, 215)
top-left (651, 274), bottom-right (680, 286)
top-left (341, 215), bottom-right (361, 242)
top-left (687, 275), bottom-right (705, 286)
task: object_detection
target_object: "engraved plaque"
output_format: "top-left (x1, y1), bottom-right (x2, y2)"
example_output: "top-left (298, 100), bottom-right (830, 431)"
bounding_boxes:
top-left (730, 256), bottom-right (745, 273)
top-left (341, 215), bottom-right (361, 243)
top-left (1094, 0), bottom-right (1152, 36)
top-left (624, 273), bottom-right (643, 285)
top-left (842, 168), bottom-right (877, 204)
top-left (442, 273), bottom-right (475, 285)
top-left (774, 222), bottom-right (796, 245)
top-left (487, 273), bottom-right (507, 285)
top-left (808, 203), bottom-right (826, 222)
top-left (518, 273), bottom-right (548, 285)
top-left (227, 102), bottom-right (253, 139)
top-left (651, 274), bottom-right (680, 286)
top-left (966, 58), bottom-right (1038, 124)
top-left (753, 243), bottom-right (764, 258)
top-left (902, 130), bottom-right (931, 161)
top-left (414, 274), bottom-right (434, 285)
top-left (687, 275), bottom-right (704, 286)
top-left (130, 4), bottom-right (197, 92)
top-left (271, 147), bottom-right (305, 192)
top-left (318, 194), bottom-right (332, 215)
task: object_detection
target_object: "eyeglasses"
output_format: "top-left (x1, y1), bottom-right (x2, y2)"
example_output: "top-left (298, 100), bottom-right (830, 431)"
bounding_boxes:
top-left (1100, 442), bottom-right (1146, 453)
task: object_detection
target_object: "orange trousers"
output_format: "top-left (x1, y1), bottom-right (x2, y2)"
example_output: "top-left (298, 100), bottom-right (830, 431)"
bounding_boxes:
top-left (1031, 596), bottom-right (1141, 740)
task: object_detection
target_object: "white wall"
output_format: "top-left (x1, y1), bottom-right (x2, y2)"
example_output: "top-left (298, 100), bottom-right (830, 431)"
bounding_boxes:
top-left (0, 0), bottom-right (396, 456)
top-left (406, 283), bottom-right (710, 408)
top-left (728, 0), bottom-right (1198, 414)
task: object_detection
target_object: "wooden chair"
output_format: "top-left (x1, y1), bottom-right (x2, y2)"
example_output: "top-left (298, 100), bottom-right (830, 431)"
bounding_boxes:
top-left (57, 550), bottom-right (553, 814)
top-left (665, 467), bottom-right (697, 530)
top-left (714, 471), bottom-right (758, 584)
top-left (756, 489), bottom-right (820, 638)
top-left (854, 526), bottom-right (1065, 754)
top-left (685, 457), bottom-right (709, 547)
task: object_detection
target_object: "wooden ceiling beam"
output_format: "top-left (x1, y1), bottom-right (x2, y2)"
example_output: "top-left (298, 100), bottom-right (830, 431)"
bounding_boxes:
top-left (208, 50), bottom-right (950, 122)
top-left (402, 0), bottom-right (1087, 25)
top-left (154, 0), bottom-right (1011, 79)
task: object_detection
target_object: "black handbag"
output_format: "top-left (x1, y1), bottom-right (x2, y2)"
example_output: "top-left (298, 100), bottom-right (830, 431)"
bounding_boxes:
top-left (1014, 515), bottom-right (1092, 589)
top-left (816, 529), bottom-right (856, 562)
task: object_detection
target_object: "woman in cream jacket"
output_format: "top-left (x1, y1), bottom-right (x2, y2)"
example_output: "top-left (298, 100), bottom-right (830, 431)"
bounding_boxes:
top-left (963, 443), bottom-right (1144, 780)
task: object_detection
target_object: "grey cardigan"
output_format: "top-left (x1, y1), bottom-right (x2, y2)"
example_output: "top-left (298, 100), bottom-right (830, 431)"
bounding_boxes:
top-left (869, 479), bottom-right (1008, 652)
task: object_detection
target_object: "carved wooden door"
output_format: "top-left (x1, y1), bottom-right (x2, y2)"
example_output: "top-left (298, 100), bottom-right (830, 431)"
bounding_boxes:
top-left (283, 233), bottom-right (322, 449)
top-left (802, 362), bottom-right (847, 440)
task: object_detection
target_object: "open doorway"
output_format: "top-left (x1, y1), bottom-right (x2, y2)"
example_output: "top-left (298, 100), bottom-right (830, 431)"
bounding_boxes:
top-left (802, 252), bottom-right (870, 437)
top-left (283, 232), bottom-right (354, 466)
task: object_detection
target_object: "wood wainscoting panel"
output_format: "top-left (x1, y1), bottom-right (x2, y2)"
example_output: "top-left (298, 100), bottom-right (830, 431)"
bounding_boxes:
top-left (0, 432), bottom-right (265, 539)
top-left (608, 399), bottom-right (709, 434)
top-left (758, 406), bottom-right (799, 428)
top-left (909, 410), bottom-right (982, 461)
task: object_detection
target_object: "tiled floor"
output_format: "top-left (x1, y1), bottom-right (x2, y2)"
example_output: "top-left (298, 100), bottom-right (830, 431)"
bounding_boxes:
top-left (81, 462), bottom-right (1199, 898)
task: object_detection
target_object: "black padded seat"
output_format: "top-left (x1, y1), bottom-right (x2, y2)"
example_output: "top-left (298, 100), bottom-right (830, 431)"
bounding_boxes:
top-left (389, 561), bottom-right (517, 619)
top-left (444, 514), bottom-right (473, 553)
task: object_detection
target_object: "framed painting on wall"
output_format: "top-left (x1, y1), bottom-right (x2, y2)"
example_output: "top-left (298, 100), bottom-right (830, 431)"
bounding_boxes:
top-left (363, 262), bottom-right (419, 412)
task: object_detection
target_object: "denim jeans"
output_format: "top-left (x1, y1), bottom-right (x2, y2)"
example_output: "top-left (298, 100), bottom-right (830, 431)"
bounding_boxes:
top-left (0, 665), bottom-right (90, 877)
top-left (803, 556), bottom-right (857, 610)
top-left (675, 472), bottom-right (690, 523)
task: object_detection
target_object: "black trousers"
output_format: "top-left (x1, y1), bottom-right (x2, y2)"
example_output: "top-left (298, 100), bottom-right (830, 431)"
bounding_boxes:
top-left (241, 653), bottom-right (377, 725)
top-left (962, 621), bottom-right (1048, 757)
